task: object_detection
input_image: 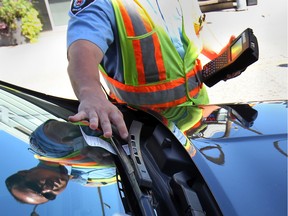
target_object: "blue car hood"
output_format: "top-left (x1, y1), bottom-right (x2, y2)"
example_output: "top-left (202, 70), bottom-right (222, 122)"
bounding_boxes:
top-left (190, 101), bottom-right (287, 216)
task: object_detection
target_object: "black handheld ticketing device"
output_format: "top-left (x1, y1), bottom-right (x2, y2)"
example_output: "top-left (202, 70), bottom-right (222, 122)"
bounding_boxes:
top-left (201, 28), bottom-right (259, 87)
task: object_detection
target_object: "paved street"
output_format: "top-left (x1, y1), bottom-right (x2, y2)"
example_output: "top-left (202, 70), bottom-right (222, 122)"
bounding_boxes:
top-left (0, 0), bottom-right (287, 104)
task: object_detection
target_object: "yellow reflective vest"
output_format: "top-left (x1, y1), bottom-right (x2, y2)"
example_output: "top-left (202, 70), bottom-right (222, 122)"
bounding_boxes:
top-left (100, 0), bottom-right (209, 108)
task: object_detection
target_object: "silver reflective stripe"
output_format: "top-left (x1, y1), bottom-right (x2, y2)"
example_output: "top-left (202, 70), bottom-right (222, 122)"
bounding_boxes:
top-left (141, 36), bottom-right (160, 83)
top-left (105, 74), bottom-right (199, 106)
top-left (122, 0), bottom-right (147, 36)
top-left (122, 0), bottom-right (160, 83)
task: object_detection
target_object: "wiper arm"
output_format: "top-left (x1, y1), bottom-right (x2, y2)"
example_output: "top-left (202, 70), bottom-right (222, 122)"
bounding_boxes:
top-left (110, 125), bottom-right (156, 216)
top-left (128, 121), bottom-right (152, 188)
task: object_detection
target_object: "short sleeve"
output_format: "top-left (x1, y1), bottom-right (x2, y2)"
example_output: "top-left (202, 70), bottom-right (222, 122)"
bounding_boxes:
top-left (67, 0), bottom-right (116, 54)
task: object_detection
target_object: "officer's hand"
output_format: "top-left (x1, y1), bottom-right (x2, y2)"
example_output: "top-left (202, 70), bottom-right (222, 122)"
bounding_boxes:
top-left (218, 35), bottom-right (236, 56)
top-left (68, 93), bottom-right (128, 140)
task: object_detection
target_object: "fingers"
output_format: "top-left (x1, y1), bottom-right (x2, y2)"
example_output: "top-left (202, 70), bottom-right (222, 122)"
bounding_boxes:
top-left (68, 102), bottom-right (128, 140)
top-left (68, 111), bottom-right (87, 122)
top-left (98, 112), bottom-right (113, 138)
top-left (229, 35), bottom-right (236, 43)
top-left (99, 108), bottom-right (128, 140)
top-left (110, 110), bottom-right (129, 140)
top-left (68, 110), bottom-right (99, 129)
top-left (88, 113), bottom-right (100, 130)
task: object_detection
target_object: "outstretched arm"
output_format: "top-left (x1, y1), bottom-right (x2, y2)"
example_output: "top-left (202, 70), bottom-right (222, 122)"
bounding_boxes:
top-left (67, 40), bottom-right (128, 139)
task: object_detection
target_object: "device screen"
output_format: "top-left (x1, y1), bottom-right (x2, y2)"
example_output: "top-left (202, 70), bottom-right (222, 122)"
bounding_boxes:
top-left (231, 37), bottom-right (243, 61)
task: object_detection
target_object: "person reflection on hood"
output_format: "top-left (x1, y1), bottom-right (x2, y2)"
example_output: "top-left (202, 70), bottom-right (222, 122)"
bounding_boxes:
top-left (5, 119), bottom-right (117, 204)
top-left (5, 163), bottom-right (68, 204)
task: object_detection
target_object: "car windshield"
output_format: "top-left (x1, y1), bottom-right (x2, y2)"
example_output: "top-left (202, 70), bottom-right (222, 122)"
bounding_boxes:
top-left (0, 86), bottom-right (125, 215)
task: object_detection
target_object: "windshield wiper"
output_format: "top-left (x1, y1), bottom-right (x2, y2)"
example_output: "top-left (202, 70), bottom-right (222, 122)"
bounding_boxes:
top-left (110, 122), bottom-right (156, 216)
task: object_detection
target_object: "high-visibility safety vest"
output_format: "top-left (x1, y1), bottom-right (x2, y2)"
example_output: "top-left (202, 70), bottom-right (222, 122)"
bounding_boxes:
top-left (154, 106), bottom-right (203, 157)
top-left (35, 151), bottom-right (116, 186)
top-left (161, 105), bottom-right (203, 134)
top-left (100, 0), bottom-right (209, 108)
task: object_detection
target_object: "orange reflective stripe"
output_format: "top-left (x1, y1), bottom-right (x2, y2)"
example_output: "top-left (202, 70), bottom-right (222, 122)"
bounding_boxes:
top-left (146, 86), bottom-right (200, 108)
top-left (35, 154), bottom-right (98, 166)
top-left (71, 162), bottom-right (100, 167)
top-left (152, 33), bottom-right (166, 81)
top-left (118, 0), bottom-right (134, 36)
top-left (102, 67), bottom-right (199, 93)
top-left (133, 40), bottom-right (146, 84)
top-left (117, 0), bottom-right (146, 84)
top-left (116, 0), bottom-right (165, 84)
top-left (136, 6), bottom-right (151, 84)
top-left (191, 119), bottom-right (202, 129)
top-left (101, 68), bottom-right (201, 108)
top-left (137, 6), bottom-right (166, 82)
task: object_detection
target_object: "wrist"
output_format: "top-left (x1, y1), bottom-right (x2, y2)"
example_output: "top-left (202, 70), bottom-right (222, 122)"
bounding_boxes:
top-left (78, 85), bottom-right (105, 102)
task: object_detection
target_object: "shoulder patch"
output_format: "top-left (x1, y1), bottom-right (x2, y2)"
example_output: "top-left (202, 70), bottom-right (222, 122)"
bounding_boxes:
top-left (70, 0), bottom-right (95, 15)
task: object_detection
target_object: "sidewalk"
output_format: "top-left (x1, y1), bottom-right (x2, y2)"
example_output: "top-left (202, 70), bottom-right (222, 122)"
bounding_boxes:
top-left (0, 26), bottom-right (74, 98)
top-left (0, 1), bottom-right (287, 104)
top-left (204, 0), bottom-right (288, 103)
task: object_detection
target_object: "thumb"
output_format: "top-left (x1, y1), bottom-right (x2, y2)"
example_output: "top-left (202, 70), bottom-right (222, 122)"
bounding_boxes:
top-left (68, 111), bottom-right (87, 122)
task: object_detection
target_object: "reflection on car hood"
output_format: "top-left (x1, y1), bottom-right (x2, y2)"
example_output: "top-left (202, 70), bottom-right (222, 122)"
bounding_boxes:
top-left (1, 80), bottom-right (287, 216)
top-left (0, 83), bottom-right (125, 215)
top-left (190, 101), bottom-right (287, 216)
